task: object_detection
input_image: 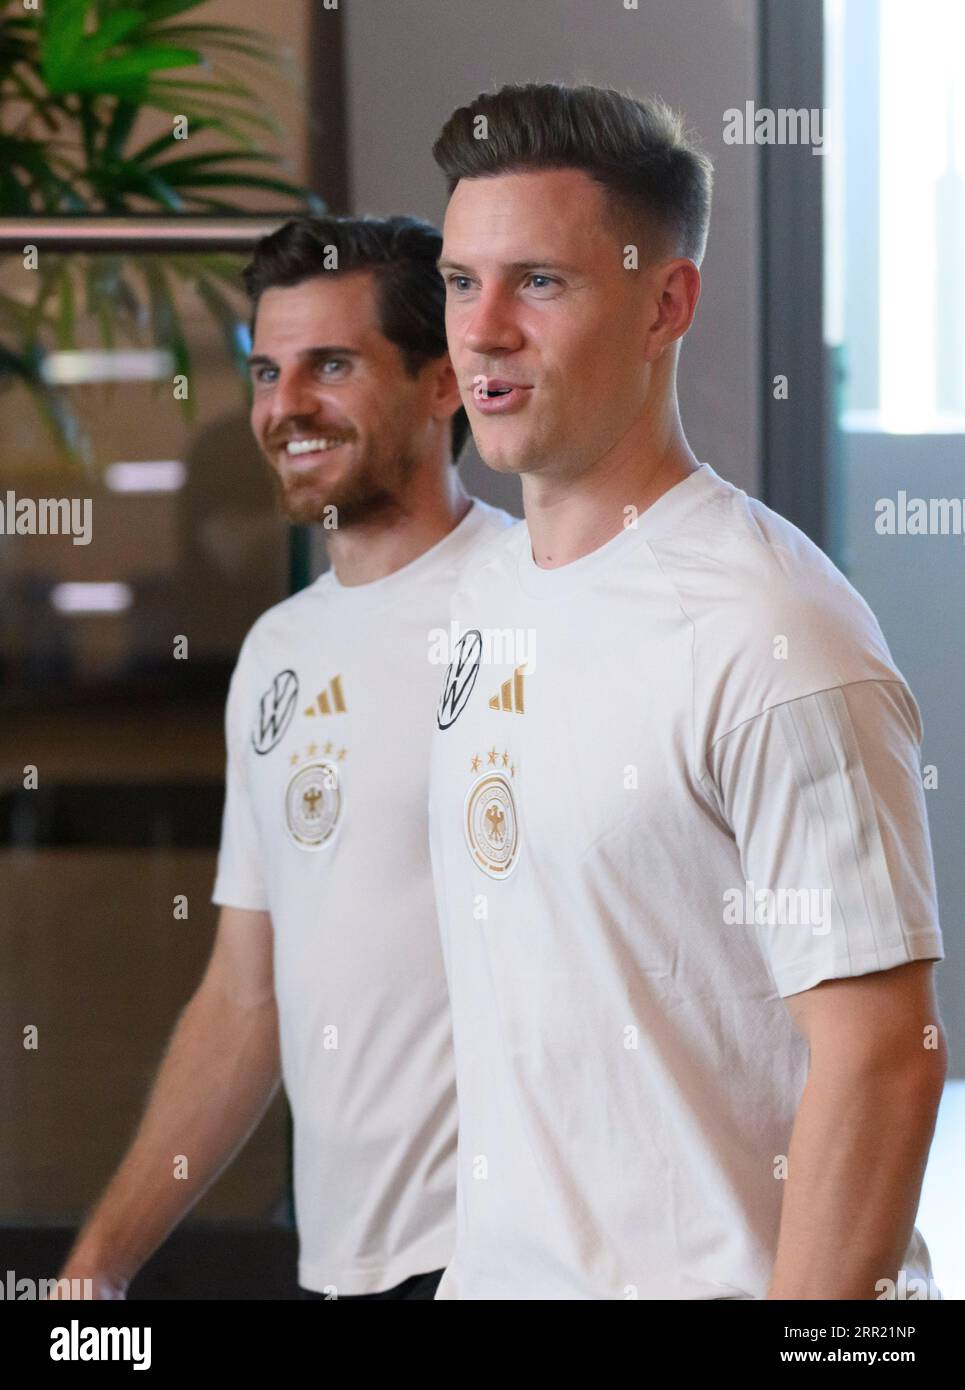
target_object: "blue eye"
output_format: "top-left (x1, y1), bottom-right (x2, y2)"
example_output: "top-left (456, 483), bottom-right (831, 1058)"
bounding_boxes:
top-left (447, 275), bottom-right (472, 291)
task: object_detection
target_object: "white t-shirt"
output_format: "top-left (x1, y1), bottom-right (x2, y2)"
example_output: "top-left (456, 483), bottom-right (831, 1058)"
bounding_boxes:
top-left (428, 462), bottom-right (945, 1300)
top-left (212, 497), bottom-right (517, 1294)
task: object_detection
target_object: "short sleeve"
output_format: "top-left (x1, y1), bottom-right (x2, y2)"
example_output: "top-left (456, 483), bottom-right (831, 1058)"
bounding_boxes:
top-left (706, 680), bottom-right (945, 998)
top-left (211, 655), bottom-right (270, 912)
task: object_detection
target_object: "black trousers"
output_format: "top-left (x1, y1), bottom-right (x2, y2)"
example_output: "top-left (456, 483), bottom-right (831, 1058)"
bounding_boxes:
top-left (299, 1269), bottom-right (444, 1301)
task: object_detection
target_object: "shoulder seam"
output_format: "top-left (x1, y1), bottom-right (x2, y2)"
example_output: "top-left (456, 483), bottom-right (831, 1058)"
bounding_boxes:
top-left (702, 677), bottom-right (913, 762)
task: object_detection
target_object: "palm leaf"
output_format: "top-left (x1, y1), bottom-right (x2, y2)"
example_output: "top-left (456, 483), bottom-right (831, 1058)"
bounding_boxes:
top-left (0, 343), bottom-right (35, 384)
top-left (144, 149), bottom-right (287, 177)
top-left (24, 262), bottom-right (68, 340)
top-left (55, 264), bottom-right (75, 350)
top-left (88, 156), bottom-right (186, 210)
top-left (136, 257), bottom-right (195, 419)
top-left (5, 339), bottom-right (95, 472)
top-left (138, 89), bottom-right (278, 144)
top-left (39, 0), bottom-right (89, 89)
top-left (136, 0), bottom-right (213, 21)
top-left (31, 380), bottom-right (95, 472)
top-left (84, 261), bottom-right (118, 351)
top-left (102, 98), bottom-right (141, 160)
top-left (1, 0), bottom-right (324, 466)
top-left (175, 171), bottom-right (317, 198)
top-left (147, 23), bottom-right (281, 62)
top-left (45, 47), bottom-right (204, 97)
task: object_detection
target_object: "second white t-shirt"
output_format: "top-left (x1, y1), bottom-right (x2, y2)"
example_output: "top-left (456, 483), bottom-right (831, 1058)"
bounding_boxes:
top-left (428, 462), bottom-right (945, 1300)
top-left (213, 497), bottom-right (516, 1294)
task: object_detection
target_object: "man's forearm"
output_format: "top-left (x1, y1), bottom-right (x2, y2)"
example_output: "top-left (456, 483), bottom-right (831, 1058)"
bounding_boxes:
top-left (765, 1058), bottom-right (944, 1299)
top-left (60, 980), bottom-right (282, 1287)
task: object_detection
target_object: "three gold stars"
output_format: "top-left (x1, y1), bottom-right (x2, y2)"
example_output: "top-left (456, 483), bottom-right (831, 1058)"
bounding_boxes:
top-left (289, 743), bottom-right (347, 767)
top-left (471, 750), bottom-right (514, 777)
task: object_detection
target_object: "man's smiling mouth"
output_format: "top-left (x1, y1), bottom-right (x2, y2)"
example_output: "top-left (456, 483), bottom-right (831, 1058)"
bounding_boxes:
top-left (285, 437), bottom-right (349, 455)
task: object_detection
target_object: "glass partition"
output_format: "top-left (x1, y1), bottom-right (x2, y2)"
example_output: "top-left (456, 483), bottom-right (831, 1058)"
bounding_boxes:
top-left (0, 230), bottom-right (292, 1238)
top-left (823, 0), bottom-right (965, 1297)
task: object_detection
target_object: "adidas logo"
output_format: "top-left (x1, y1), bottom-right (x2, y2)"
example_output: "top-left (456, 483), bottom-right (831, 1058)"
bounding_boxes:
top-left (489, 666), bottom-right (526, 714)
top-left (305, 675), bottom-right (347, 717)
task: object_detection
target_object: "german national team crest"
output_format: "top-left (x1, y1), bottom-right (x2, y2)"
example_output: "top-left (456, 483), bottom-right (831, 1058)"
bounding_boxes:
top-left (285, 759), bottom-right (342, 850)
top-left (464, 761), bottom-right (519, 878)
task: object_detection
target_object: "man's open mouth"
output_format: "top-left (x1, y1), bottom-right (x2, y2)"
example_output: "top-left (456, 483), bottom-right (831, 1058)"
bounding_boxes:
top-left (477, 380), bottom-right (530, 397)
top-left (473, 381), bottom-right (532, 411)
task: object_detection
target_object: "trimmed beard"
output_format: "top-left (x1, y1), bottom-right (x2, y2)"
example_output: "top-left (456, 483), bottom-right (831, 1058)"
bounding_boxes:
top-left (270, 446), bottom-right (419, 527)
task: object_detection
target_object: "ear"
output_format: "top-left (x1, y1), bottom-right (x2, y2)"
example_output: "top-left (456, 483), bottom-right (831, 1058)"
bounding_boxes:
top-left (646, 258), bottom-right (702, 360)
top-left (430, 354), bottom-right (464, 424)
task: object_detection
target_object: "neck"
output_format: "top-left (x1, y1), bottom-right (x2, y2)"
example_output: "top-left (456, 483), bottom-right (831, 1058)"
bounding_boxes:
top-left (324, 465), bottom-right (472, 586)
top-left (522, 396), bottom-right (699, 570)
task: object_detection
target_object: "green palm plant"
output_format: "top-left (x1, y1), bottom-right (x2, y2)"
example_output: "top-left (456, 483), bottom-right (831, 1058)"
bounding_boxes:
top-left (0, 0), bottom-right (324, 469)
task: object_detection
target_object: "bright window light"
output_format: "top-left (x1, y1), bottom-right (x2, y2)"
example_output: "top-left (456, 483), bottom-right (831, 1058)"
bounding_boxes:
top-left (880, 0), bottom-right (964, 429)
top-left (104, 461), bottom-right (187, 493)
top-left (50, 582), bottom-right (133, 614)
top-left (827, 0), bottom-right (965, 431)
top-left (40, 349), bottom-right (175, 385)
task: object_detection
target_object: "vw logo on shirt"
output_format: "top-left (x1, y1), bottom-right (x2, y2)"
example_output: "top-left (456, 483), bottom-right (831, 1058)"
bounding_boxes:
top-left (437, 630), bottom-right (483, 730)
top-left (252, 669), bottom-right (299, 754)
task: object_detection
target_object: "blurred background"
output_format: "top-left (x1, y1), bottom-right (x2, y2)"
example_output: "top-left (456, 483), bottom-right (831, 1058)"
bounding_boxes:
top-left (1, 0), bottom-right (962, 1298)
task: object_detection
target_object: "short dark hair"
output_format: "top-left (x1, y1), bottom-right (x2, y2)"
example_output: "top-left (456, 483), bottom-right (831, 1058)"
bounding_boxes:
top-left (432, 82), bottom-right (713, 268)
top-left (242, 214), bottom-right (469, 462)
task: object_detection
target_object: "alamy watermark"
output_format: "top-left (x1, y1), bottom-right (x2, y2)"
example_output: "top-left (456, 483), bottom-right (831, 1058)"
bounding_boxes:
top-left (723, 101), bottom-right (829, 155)
top-left (0, 1269), bottom-right (92, 1299)
top-left (875, 491), bottom-right (965, 542)
top-left (428, 621), bottom-right (536, 672)
top-left (1, 490), bottom-right (92, 545)
top-left (50, 1319), bottom-right (151, 1370)
top-left (723, 880), bottom-right (833, 935)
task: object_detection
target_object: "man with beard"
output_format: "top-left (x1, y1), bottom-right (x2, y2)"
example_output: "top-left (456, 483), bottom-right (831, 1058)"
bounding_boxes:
top-left (56, 215), bottom-right (515, 1301)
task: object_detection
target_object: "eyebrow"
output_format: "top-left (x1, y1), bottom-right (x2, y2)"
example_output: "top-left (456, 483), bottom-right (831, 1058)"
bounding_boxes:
top-left (245, 346), bottom-right (362, 369)
top-left (436, 258), bottom-right (579, 275)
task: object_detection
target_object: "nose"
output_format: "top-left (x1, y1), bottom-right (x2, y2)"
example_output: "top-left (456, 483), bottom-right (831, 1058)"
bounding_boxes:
top-left (268, 368), bottom-right (322, 427)
top-left (462, 287), bottom-right (525, 358)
